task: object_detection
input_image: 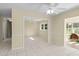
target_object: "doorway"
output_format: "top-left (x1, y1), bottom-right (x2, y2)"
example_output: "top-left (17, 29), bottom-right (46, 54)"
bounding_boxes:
top-left (3, 18), bottom-right (12, 40)
top-left (6, 20), bottom-right (12, 38)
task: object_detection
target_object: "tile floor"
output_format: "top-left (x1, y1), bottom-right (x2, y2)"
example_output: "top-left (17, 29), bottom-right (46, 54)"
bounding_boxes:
top-left (0, 37), bottom-right (79, 56)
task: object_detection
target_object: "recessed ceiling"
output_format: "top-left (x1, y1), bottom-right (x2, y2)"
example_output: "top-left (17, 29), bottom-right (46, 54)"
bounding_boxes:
top-left (0, 3), bottom-right (79, 17)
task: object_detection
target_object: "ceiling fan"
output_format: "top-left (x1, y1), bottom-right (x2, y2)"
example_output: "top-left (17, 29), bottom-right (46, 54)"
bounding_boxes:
top-left (45, 3), bottom-right (66, 15)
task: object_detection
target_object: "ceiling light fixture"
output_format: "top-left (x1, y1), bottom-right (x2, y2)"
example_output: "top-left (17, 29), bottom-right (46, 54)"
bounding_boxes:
top-left (46, 8), bottom-right (54, 15)
top-left (46, 3), bottom-right (58, 15)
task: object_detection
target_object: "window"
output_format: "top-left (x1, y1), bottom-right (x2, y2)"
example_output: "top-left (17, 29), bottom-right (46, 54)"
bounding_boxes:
top-left (66, 23), bottom-right (72, 35)
top-left (66, 22), bottom-right (79, 39)
top-left (73, 23), bottom-right (79, 34)
top-left (40, 23), bottom-right (48, 31)
top-left (45, 24), bottom-right (47, 30)
top-left (41, 24), bottom-right (44, 29)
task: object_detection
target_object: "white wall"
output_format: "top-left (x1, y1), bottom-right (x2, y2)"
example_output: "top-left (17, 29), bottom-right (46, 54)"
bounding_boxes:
top-left (24, 20), bottom-right (39, 37)
top-left (49, 16), bottom-right (64, 46)
top-left (38, 20), bottom-right (48, 42)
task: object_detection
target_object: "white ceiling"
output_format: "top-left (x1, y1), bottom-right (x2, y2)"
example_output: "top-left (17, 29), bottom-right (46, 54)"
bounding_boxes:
top-left (0, 3), bottom-right (79, 17)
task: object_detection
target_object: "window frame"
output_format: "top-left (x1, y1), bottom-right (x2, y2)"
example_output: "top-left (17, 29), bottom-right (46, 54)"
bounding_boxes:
top-left (40, 23), bottom-right (48, 31)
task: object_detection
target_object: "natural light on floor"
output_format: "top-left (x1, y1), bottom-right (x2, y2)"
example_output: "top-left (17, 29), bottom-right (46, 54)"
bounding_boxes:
top-left (29, 37), bottom-right (35, 40)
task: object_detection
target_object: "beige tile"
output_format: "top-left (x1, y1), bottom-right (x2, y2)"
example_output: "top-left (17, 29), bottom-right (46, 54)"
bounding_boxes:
top-left (0, 37), bottom-right (79, 56)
